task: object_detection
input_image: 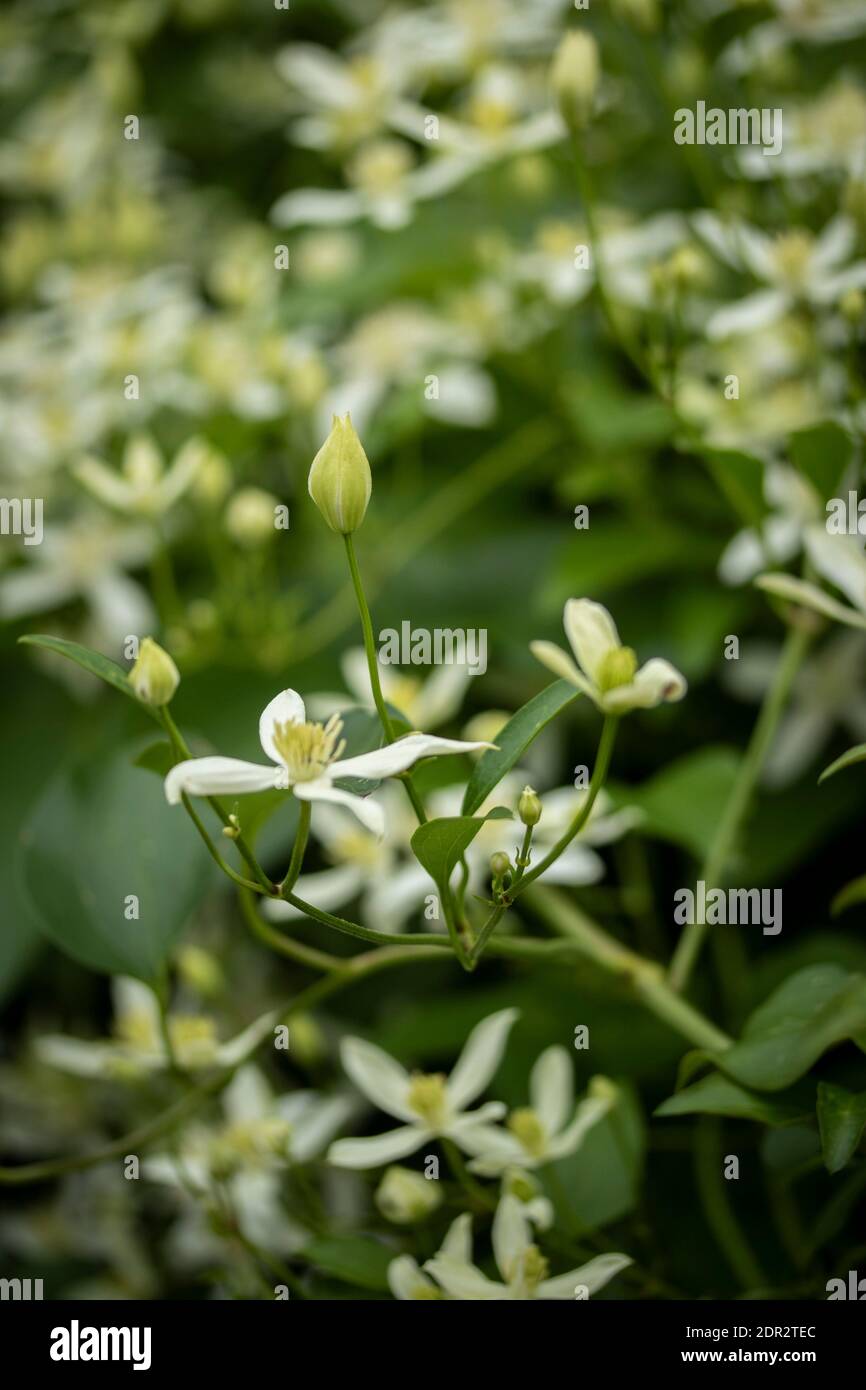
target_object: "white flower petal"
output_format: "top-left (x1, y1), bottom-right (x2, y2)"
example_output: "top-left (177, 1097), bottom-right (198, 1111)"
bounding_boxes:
top-left (34, 1036), bottom-right (122, 1078)
top-left (164, 756), bottom-right (281, 804)
top-left (706, 288), bottom-right (790, 340)
top-left (546, 1093), bottom-right (612, 1160)
top-left (424, 1254), bottom-right (510, 1301)
top-left (805, 526), bottom-right (866, 614)
top-left (328, 1125), bottom-right (423, 1169)
top-left (294, 780), bottom-right (385, 836)
top-left (215, 1009), bottom-right (281, 1067)
top-left (539, 1252), bottom-right (632, 1299)
top-left (756, 573), bottom-right (866, 629)
top-left (531, 1047), bottom-right (572, 1136)
top-left (222, 1065), bottom-right (272, 1126)
top-left (259, 689), bottom-right (306, 763)
top-left (447, 1008), bottom-right (519, 1110)
top-left (388, 1254), bottom-right (435, 1300)
top-left (602, 658), bottom-right (687, 712)
top-left (340, 1036), bottom-right (414, 1120)
top-left (529, 640), bottom-right (592, 694)
top-left (331, 733), bottom-right (492, 781)
top-left (493, 1195), bottom-right (531, 1281)
top-left (439, 1213), bottom-right (473, 1264)
top-left (563, 598), bottom-right (620, 684)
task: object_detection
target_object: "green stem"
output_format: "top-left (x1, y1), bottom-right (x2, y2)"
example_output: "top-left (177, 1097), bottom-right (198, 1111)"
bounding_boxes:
top-left (238, 889), bottom-right (341, 973)
top-left (694, 1118), bottom-right (766, 1292)
top-left (508, 717), bottom-right (618, 898)
top-left (467, 904), bottom-right (507, 969)
top-left (668, 624), bottom-right (810, 991)
top-left (526, 886), bottom-right (732, 1053)
top-left (280, 800), bottom-right (310, 898)
top-left (160, 707), bottom-right (274, 892)
top-left (180, 792), bottom-right (265, 894)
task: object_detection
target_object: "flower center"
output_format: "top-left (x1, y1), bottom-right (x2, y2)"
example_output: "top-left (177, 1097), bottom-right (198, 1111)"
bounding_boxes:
top-left (407, 1072), bottom-right (449, 1128)
top-left (507, 1107), bottom-right (548, 1158)
top-left (596, 646), bottom-right (638, 692)
top-left (772, 230), bottom-right (814, 289)
top-left (168, 1016), bottom-right (219, 1068)
top-left (515, 1244), bottom-right (549, 1295)
top-left (272, 714), bottom-right (345, 783)
top-left (216, 1118), bottom-right (292, 1171)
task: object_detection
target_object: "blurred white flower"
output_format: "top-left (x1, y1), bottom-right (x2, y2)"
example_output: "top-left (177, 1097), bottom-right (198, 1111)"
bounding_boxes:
top-left (718, 462), bottom-right (820, 586)
top-left (694, 214), bottom-right (866, 338)
top-left (459, 1051), bottom-right (615, 1175)
top-left (757, 523), bottom-right (866, 630)
top-left (310, 647), bottom-right (472, 732)
top-left (73, 434), bottom-right (204, 519)
top-left (424, 1193), bottom-right (631, 1299)
top-left (388, 1212), bottom-right (473, 1300)
top-left (35, 978), bottom-right (277, 1079)
top-left (327, 1008), bottom-right (518, 1168)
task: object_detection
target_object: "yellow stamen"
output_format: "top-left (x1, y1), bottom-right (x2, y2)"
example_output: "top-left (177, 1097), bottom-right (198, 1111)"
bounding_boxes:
top-left (272, 714), bottom-right (345, 783)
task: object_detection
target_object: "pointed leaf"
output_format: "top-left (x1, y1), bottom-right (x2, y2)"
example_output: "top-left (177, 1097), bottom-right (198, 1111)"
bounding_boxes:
top-left (819, 743), bottom-right (866, 784)
top-left (19, 635), bottom-right (157, 718)
top-left (816, 1083), bottom-right (866, 1174)
top-left (411, 809), bottom-right (512, 899)
top-left (462, 680), bottom-right (579, 815)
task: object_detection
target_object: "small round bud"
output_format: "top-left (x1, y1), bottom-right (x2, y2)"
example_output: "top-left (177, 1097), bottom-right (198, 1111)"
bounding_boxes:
top-left (308, 413), bottom-right (372, 535)
top-left (610, 0), bottom-right (659, 33)
top-left (375, 1166), bottom-right (443, 1225)
top-left (518, 785), bottom-right (542, 827)
top-left (128, 637), bottom-right (179, 706)
top-left (176, 945), bottom-right (224, 1000)
top-left (490, 851), bottom-right (511, 880)
top-left (840, 287), bottom-right (864, 324)
top-left (551, 32), bottom-right (600, 130)
top-left (224, 487), bottom-right (279, 547)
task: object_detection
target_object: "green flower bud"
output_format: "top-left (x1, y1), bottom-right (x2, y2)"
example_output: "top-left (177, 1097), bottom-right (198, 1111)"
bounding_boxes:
top-left (224, 487), bottom-right (278, 547)
top-left (308, 413), bottom-right (372, 535)
top-left (176, 945), bottom-right (224, 1000)
top-left (128, 637), bottom-right (180, 706)
top-left (375, 1166), bottom-right (442, 1224)
top-left (490, 851), bottom-right (511, 880)
top-left (518, 785), bottom-right (542, 827)
top-left (551, 32), bottom-right (600, 130)
top-left (840, 287), bottom-right (864, 324)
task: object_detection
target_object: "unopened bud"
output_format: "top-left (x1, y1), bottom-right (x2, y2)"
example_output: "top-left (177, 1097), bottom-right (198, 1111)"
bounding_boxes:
top-left (518, 785), bottom-right (542, 827)
top-left (308, 413), bottom-right (372, 535)
top-left (128, 637), bottom-right (179, 706)
top-left (551, 32), bottom-right (600, 130)
top-left (375, 1166), bottom-right (442, 1224)
top-left (490, 851), bottom-right (511, 880)
top-left (224, 487), bottom-right (279, 547)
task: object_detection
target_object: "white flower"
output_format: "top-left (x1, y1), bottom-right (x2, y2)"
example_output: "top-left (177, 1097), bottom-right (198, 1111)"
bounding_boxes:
top-left (725, 633), bottom-right (866, 787)
top-left (327, 1008), bottom-right (519, 1168)
top-left (718, 463), bottom-right (820, 586)
top-left (143, 1066), bottom-right (351, 1261)
top-left (531, 598), bottom-right (687, 713)
top-left (424, 1194), bottom-right (631, 1300)
top-left (35, 978), bottom-right (277, 1079)
top-left (73, 434), bottom-right (205, 519)
top-left (163, 687), bottom-right (492, 836)
top-left (757, 523), bottom-right (866, 631)
top-left (459, 1054), bottom-right (616, 1176)
top-left (694, 213), bottom-right (866, 339)
top-left (388, 1213), bottom-right (473, 1300)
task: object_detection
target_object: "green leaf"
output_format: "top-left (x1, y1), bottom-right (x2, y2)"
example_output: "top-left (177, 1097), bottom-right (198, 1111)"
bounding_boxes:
top-left (411, 808), bottom-right (512, 898)
top-left (614, 746), bottom-right (740, 860)
top-left (133, 741), bottom-right (176, 776)
top-left (702, 448), bottom-right (768, 528)
top-left (301, 1236), bottom-right (393, 1292)
top-left (819, 743), bottom-right (866, 783)
top-left (656, 1072), bottom-right (810, 1126)
top-left (718, 965), bottom-right (866, 1092)
top-left (462, 680), bottom-right (579, 815)
top-left (816, 1082), bottom-right (866, 1173)
top-left (789, 421), bottom-right (853, 501)
top-left (18, 635), bottom-right (157, 717)
top-left (831, 874), bottom-right (866, 916)
top-left (547, 1084), bottom-right (645, 1231)
top-left (16, 741), bottom-right (211, 982)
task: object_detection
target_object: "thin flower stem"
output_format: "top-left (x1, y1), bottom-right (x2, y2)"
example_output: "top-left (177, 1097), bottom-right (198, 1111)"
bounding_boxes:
top-left (512, 823), bottom-right (534, 880)
top-left (155, 976), bottom-right (183, 1077)
top-left (280, 799), bottom-right (310, 898)
top-left (343, 532), bottom-right (427, 825)
top-left (668, 624), bottom-right (810, 992)
top-left (467, 904), bottom-right (507, 969)
top-left (159, 707), bottom-right (275, 892)
top-left (508, 716), bottom-right (619, 899)
top-left (238, 889), bottom-right (342, 973)
top-left (695, 1117), bottom-right (767, 1292)
top-left (441, 1138), bottom-right (495, 1211)
top-left (180, 791), bottom-right (266, 894)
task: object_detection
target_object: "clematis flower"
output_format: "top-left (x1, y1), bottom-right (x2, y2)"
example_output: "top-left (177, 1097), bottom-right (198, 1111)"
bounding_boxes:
top-left (72, 433), bottom-right (206, 519)
top-left (757, 524), bottom-right (866, 631)
top-left (163, 687), bottom-right (492, 835)
top-left (388, 1213), bottom-right (473, 1301)
top-left (459, 1053), bottom-right (616, 1176)
top-left (424, 1194), bottom-right (631, 1300)
top-left (531, 598), bottom-right (687, 713)
top-left (327, 1008), bottom-right (519, 1168)
top-left (35, 977), bottom-right (277, 1079)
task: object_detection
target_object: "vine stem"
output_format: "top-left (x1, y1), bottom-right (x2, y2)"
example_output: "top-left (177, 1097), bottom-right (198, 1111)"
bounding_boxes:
top-left (508, 717), bottom-right (619, 898)
top-left (343, 531), bottom-right (427, 825)
top-left (668, 624), bottom-right (810, 992)
top-left (280, 800), bottom-right (310, 898)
